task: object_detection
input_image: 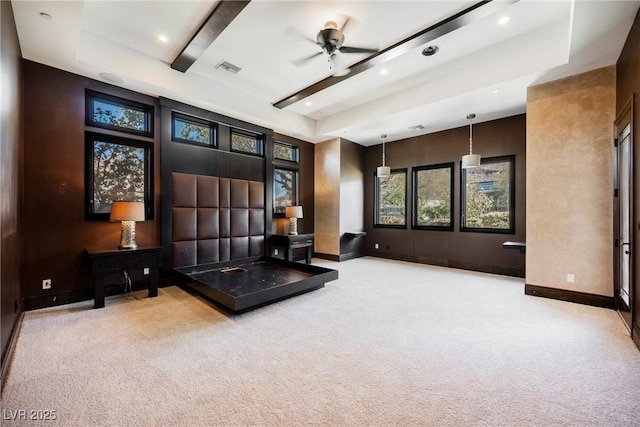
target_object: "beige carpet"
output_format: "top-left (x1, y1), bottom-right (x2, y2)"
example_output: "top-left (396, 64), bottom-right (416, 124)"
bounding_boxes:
top-left (2, 257), bottom-right (640, 426)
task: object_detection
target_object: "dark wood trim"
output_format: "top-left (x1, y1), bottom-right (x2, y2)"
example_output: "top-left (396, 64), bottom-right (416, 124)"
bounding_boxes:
top-left (273, 0), bottom-right (517, 109)
top-left (171, 0), bottom-right (251, 72)
top-left (1, 309), bottom-right (24, 392)
top-left (338, 251), bottom-right (365, 262)
top-left (525, 284), bottom-right (615, 309)
top-left (363, 251), bottom-right (525, 277)
top-left (313, 253), bottom-right (341, 262)
top-left (633, 322), bottom-right (640, 352)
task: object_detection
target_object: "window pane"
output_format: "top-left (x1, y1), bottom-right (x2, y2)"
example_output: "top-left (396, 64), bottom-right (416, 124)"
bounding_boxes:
top-left (92, 100), bottom-right (147, 133)
top-left (376, 171), bottom-right (406, 226)
top-left (274, 168), bottom-right (297, 214)
top-left (274, 141), bottom-right (298, 162)
top-left (231, 130), bottom-right (262, 155)
top-left (414, 164), bottom-right (453, 229)
top-left (173, 115), bottom-right (213, 146)
top-left (92, 140), bottom-right (146, 214)
top-left (462, 156), bottom-right (514, 232)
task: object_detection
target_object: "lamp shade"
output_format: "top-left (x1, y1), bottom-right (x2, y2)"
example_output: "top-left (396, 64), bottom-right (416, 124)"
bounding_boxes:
top-left (377, 166), bottom-right (391, 178)
top-left (110, 201), bottom-right (145, 222)
top-left (461, 154), bottom-right (481, 169)
top-left (285, 206), bottom-right (303, 219)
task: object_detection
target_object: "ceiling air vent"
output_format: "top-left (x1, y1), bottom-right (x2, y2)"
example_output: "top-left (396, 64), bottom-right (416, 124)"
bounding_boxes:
top-left (408, 124), bottom-right (425, 131)
top-left (214, 61), bottom-right (242, 74)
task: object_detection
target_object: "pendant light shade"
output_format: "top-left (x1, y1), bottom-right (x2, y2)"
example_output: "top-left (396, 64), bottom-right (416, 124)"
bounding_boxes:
top-left (462, 113), bottom-right (481, 169)
top-left (377, 133), bottom-right (391, 178)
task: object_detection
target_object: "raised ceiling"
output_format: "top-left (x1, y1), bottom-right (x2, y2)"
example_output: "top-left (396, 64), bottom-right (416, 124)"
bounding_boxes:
top-left (11, 0), bottom-right (640, 146)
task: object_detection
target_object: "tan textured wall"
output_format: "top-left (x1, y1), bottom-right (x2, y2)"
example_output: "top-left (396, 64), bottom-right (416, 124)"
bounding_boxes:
top-left (526, 66), bottom-right (615, 296)
top-left (314, 138), bottom-right (341, 256)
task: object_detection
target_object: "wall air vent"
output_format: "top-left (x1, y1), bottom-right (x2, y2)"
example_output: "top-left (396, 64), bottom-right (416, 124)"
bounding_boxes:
top-left (214, 61), bottom-right (242, 74)
top-left (408, 125), bottom-right (425, 131)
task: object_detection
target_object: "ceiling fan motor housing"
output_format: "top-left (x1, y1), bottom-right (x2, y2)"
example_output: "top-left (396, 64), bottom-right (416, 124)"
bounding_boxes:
top-left (317, 28), bottom-right (344, 55)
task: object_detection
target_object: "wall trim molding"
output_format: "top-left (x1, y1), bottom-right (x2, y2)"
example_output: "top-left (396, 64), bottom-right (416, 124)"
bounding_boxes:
top-left (1, 309), bottom-right (24, 392)
top-left (524, 284), bottom-right (615, 309)
top-left (313, 252), bottom-right (340, 262)
top-left (363, 251), bottom-right (525, 277)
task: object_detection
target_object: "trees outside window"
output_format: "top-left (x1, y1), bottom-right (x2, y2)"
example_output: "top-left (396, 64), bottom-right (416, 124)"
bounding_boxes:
top-left (413, 163), bottom-right (453, 230)
top-left (461, 155), bottom-right (515, 233)
top-left (375, 169), bottom-right (406, 227)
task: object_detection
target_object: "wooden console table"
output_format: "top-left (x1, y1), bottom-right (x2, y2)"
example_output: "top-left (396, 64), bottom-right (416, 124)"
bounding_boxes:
top-left (86, 247), bottom-right (162, 308)
top-left (272, 233), bottom-right (314, 264)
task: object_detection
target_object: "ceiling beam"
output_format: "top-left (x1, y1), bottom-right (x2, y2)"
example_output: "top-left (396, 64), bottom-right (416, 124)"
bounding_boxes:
top-left (171, 0), bottom-right (251, 73)
top-left (273, 0), bottom-right (518, 109)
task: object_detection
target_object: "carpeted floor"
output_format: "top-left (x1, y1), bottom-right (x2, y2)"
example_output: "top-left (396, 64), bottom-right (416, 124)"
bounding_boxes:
top-left (2, 257), bottom-right (640, 426)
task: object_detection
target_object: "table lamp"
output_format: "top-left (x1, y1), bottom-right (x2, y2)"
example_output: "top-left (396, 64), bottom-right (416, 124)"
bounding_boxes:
top-left (110, 201), bottom-right (145, 249)
top-left (285, 206), bottom-right (303, 235)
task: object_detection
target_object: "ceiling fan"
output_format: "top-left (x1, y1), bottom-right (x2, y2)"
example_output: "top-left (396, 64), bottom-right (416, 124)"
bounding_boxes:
top-left (293, 18), bottom-right (377, 76)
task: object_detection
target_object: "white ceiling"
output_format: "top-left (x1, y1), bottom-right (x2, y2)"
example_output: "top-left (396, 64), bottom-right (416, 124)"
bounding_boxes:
top-left (11, 0), bottom-right (640, 146)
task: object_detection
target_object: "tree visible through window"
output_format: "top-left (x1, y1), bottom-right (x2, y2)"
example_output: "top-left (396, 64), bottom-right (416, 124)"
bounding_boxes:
top-left (86, 90), bottom-right (153, 137)
top-left (231, 129), bottom-right (263, 156)
top-left (375, 169), bottom-right (406, 227)
top-left (461, 155), bottom-right (514, 233)
top-left (172, 113), bottom-right (215, 146)
top-left (413, 163), bottom-right (453, 230)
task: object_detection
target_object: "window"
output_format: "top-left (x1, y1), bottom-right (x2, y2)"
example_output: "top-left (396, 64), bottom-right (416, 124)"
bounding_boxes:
top-left (375, 169), bottom-right (407, 228)
top-left (172, 112), bottom-right (216, 147)
top-left (274, 141), bottom-right (299, 163)
top-left (85, 132), bottom-right (153, 220)
top-left (86, 90), bottom-right (153, 137)
top-left (231, 128), bottom-right (263, 156)
top-left (273, 167), bottom-right (299, 215)
top-left (412, 163), bottom-right (454, 230)
top-left (461, 155), bottom-right (515, 233)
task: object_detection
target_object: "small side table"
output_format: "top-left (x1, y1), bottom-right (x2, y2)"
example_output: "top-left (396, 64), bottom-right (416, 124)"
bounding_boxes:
top-left (272, 233), bottom-right (314, 264)
top-left (86, 246), bottom-right (162, 309)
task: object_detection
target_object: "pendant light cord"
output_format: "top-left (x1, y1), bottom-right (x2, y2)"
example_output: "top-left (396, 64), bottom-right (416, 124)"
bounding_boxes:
top-left (467, 114), bottom-right (475, 155)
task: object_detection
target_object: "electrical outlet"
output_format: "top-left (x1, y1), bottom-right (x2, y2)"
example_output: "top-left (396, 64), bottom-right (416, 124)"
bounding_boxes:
top-left (274, 249), bottom-right (279, 256)
top-left (567, 273), bottom-right (575, 283)
top-left (42, 279), bottom-right (52, 289)
top-left (375, 243), bottom-right (379, 249)
top-left (144, 268), bottom-right (149, 275)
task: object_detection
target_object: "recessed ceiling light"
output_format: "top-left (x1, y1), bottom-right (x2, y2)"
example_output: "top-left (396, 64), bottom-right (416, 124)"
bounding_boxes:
top-left (491, 88), bottom-right (500, 94)
top-left (99, 72), bottom-right (124, 84)
top-left (380, 69), bottom-right (388, 75)
top-left (39, 12), bottom-right (53, 21)
top-left (421, 45), bottom-right (439, 56)
top-left (305, 101), bottom-right (312, 106)
top-left (158, 35), bottom-right (168, 43)
top-left (498, 16), bottom-right (510, 25)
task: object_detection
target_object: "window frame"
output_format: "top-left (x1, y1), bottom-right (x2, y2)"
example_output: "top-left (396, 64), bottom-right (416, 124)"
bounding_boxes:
top-left (374, 168), bottom-right (408, 229)
top-left (412, 162), bottom-right (454, 231)
top-left (230, 128), bottom-right (264, 157)
top-left (171, 111), bottom-right (217, 148)
top-left (274, 140), bottom-right (300, 163)
top-left (460, 154), bottom-right (515, 234)
top-left (85, 89), bottom-right (153, 137)
top-left (85, 132), bottom-right (154, 221)
top-left (273, 166), bottom-right (299, 217)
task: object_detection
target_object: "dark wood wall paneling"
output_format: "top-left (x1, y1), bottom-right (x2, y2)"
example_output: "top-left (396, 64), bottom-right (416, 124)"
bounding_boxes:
top-left (364, 114), bottom-right (527, 277)
top-left (616, 8), bottom-right (640, 350)
top-left (1, 0), bottom-right (24, 389)
top-left (340, 139), bottom-right (367, 259)
top-left (22, 61), bottom-right (161, 309)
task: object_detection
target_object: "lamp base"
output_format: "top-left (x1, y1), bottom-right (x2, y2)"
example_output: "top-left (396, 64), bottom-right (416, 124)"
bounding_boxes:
top-left (289, 218), bottom-right (298, 235)
top-left (119, 220), bottom-right (138, 250)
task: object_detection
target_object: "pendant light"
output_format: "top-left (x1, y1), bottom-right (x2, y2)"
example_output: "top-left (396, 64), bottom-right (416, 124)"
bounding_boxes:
top-left (377, 133), bottom-right (391, 178)
top-left (461, 113), bottom-right (481, 169)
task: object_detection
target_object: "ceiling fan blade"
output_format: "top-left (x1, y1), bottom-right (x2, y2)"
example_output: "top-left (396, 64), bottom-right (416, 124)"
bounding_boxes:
top-left (285, 26), bottom-right (319, 47)
top-left (339, 46), bottom-right (378, 54)
top-left (292, 51), bottom-right (324, 67)
top-left (339, 15), bottom-right (352, 34)
top-left (330, 54), bottom-right (351, 76)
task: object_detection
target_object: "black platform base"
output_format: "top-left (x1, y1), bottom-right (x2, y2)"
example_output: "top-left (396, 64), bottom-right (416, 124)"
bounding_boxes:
top-left (175, 257), bottom-right (338, 313)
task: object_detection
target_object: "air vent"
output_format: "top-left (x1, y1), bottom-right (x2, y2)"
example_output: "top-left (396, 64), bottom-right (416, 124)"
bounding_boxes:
top-left (408, 124), bottom-right (425, 131)
top-left (214, 61), bottom-right (242, 74)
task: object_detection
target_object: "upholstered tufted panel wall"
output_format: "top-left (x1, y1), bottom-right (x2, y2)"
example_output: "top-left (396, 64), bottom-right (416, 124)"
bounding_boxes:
top-left (172, 172), bottom-right (265, 268)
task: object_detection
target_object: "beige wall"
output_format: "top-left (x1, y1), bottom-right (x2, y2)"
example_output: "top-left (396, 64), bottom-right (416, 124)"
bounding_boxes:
top-left (314, 138), bottom-right (341, 256)
top-left (526, 66), bottom-right (615, 296)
